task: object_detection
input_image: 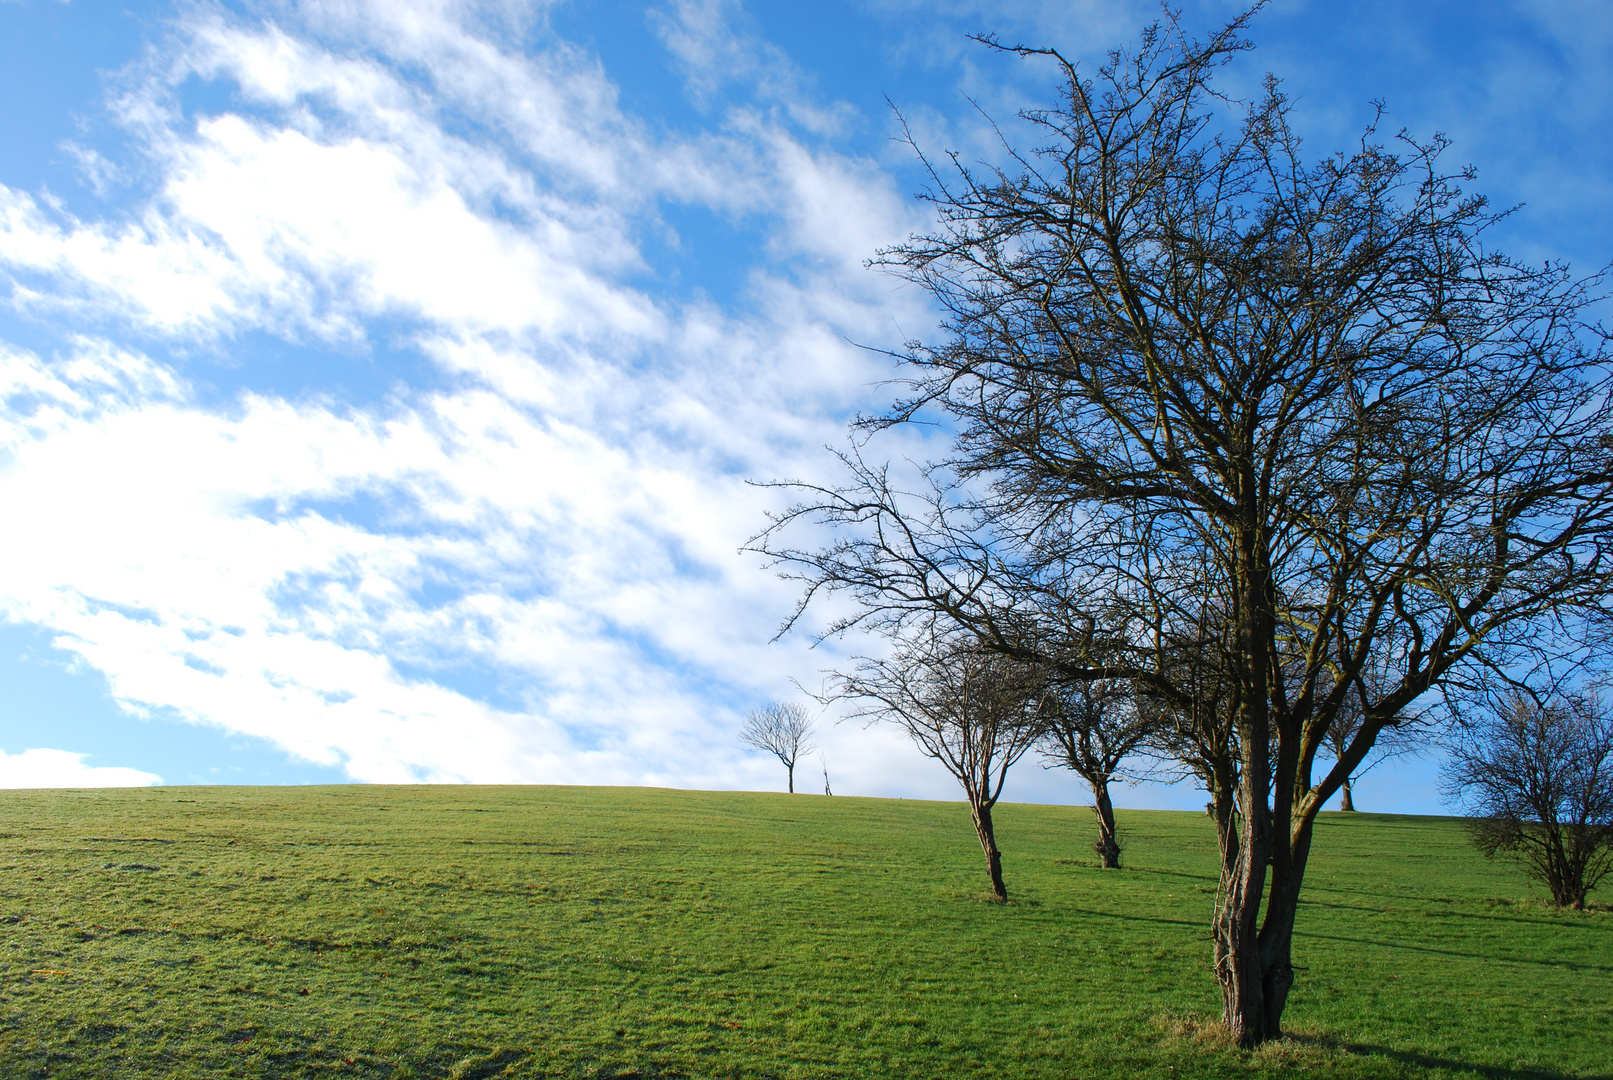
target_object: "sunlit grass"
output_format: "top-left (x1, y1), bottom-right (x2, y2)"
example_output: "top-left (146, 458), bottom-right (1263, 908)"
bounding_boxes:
top-left (0, 785), bottom-right (1606, 1078)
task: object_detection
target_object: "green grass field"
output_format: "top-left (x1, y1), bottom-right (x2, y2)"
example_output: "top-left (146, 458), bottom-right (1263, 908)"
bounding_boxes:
top-left (0, 786), bottom-right (1607, 1079)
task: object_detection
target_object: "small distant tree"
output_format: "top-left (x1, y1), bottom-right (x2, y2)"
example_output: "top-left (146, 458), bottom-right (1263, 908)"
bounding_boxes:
top-left (838, 635), bottom-right (1045, 901)
top-left (1320, 672), bottom-right (1416, 812)
top-left (740, 702), bottom-right (817, 793)
top-left (1443, 692), bottom-right (1613, 909)
top-left (1303, 654), bottom-right (1419, 815)
top-left (1038, 678), bottom-right (1158, 868)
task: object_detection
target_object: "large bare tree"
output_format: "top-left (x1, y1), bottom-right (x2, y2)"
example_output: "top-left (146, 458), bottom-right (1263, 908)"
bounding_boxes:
top-left (754, 11), bottom-right (1613, 1045)
top-left (837, 634), bottom-right (1045, 901)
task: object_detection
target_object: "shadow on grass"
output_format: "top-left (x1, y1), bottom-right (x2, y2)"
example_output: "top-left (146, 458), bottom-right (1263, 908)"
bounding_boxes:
top-left (1118, 866), bottom-right (1219, 886)
top-left (1300, 896), bottom-right (1613, 934)
top-left (1172, 1018), bottom-right (1609, 1080)
top-left (1290, 1033), bottom-right (1613, 1080)
top-left (1047, 904), bottom-right (1203, 931)
top-left (1298, 929), bottom-right (1613, 974)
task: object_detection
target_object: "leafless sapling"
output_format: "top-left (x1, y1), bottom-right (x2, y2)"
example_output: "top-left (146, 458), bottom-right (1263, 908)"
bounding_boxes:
top-left (837, 634), bottom-right (1045, 901)
top-left (1037, 677), bottom-right (1157, 868)
top-left (740, 702), bottom-right (817, 793)
top-left (1319, 663), bottom-right (1418, 812)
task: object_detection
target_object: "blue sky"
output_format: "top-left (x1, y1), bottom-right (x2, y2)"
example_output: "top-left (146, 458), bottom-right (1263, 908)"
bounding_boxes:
top-left (0, 0), bottom-right (1607, 811)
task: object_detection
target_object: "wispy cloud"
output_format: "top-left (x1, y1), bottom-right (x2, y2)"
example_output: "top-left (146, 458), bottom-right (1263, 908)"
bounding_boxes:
top-left (0, 0), bottom-right (943, 793)
top-left (2, 1), bottom-right (1580, 813)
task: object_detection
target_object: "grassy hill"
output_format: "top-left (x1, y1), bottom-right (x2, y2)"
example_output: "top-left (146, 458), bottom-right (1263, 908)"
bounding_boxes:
top-left (0, 785), bottom-right (1606, 1079)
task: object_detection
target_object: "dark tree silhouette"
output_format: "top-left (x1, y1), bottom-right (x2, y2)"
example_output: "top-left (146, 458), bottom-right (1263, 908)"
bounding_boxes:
top-left (753, 11), bottom-right (1613, 1045)
top-left (1444, 692), bottom-right (1613, 909)
top-left (739, 702), bottom-right (817, 793)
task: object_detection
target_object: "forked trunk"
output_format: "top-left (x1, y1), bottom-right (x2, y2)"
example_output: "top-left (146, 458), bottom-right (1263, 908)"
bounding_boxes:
top-left (1091, 780), bottom-right (1121, 868)
top-left (1213, 795), bottom-right (1315, 1046)
top-left (1340, 777), bottom-right (1354, 812)
top-left (970, 800), bottom-right (1008, 901)
top-left (1545, 827), bottom-right (1589, 909)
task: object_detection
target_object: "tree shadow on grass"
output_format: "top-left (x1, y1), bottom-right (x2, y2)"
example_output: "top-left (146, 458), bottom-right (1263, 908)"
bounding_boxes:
top-left (1287, 1033), bottom-right (1611, 1080)
top-left (1045, 904), bottom-right (1202, 931)
top-left (1171, 1018), bottom-right (1607, 1080)
top-left (1301, 889), bottom-right (1613, 924)
top-left (1116, 866), bottom-right (1219, 886)
top-left (1296, 929), bottom-right (1613, 975)
top-left (1298, 896), bottom-right (1613, 936)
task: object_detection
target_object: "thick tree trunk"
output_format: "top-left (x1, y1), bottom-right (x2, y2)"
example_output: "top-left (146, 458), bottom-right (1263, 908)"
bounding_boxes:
top-left (1254, 826), bottom-right (1312, 1038)
top-left (1216, 518), bottom-right (1287, 1046)
top-left (786, 762), bottom-right (794, 793)
top-left (1213, 792), bottom-right (1319, 1046)
top-left (1340, 777), bottom-right (1354, 812)
top-left (970, 800), bottom-right (1008, 901)
top-left (1212, 785), bottom-right (1271, 1044)
top-left (1214, 824), bottom-right (1277, 1043)
top-left (1091, 780), bottom-right (1121, 868)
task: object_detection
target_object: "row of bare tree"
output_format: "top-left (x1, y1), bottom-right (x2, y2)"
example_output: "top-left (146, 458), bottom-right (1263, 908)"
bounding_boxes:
top-left (748, 8), bottom-right (1613, 1048)
top-left (762, 640), bottom-right (1610, 914)
top-left (833, 627), bottom-right (1401, 897)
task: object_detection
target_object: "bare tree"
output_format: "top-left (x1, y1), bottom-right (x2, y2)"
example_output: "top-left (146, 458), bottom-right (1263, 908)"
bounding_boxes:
top-left (837, 634), bottom-right (1045, 901)
top-left (1444, 692), bottom-right (1613, 909)
top-left (740, 702), bottom-right (817, 793)
top-left (753, 11), bottom-right (1613, 1045)
top-left (1037, 677), bottom-right (1157, 868)
top-left (1319, 664), bottom-right (1417, 812)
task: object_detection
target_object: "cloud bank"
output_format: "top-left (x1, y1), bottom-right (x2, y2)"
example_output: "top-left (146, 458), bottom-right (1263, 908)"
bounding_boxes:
top-left (0, 0), bottom-right (943, 792)
top-left (1, 0), bottom-right (1603, 811)
top-left (0, 747), bottom-right (161, 789)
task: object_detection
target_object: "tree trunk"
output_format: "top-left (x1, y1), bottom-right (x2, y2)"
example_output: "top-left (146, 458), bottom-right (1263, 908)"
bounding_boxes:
top-left (786, 763), bottom-right (794, 793)
top-left (1254, 825), bottom-right (1313, 1039)
top-left (1091, 780), bottom-right (1121, 868)
top-left (1340, 777), bottom-right (1354, 812)
top-left (1217, 523), bottom-right (1283, 1046)
top-left (1209, 775), bottom-right (1270, 1045)
top-left (1214, 819), bottom-right (1276, 1044)
top-left (1212, 788), bottom-right (1320, 1046)
top-left (970, 800), bottom-right (1008, 901)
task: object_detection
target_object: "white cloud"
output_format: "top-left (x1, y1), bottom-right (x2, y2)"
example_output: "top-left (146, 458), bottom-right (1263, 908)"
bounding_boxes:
top-left (0, 337), bottom-right (783, 784)
top-left (0, 0), bottom-right (937, 791)
top-left (651, 0), bottom-right (855, 135)
top-left (0, 0), bottom-right (976, 798)
top-left (0, 748), bottom-right (161, 789)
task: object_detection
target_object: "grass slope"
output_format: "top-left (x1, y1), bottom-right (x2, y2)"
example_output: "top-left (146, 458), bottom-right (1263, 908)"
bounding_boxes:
top-left (0, 786), bottom-right (1607, 1079)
